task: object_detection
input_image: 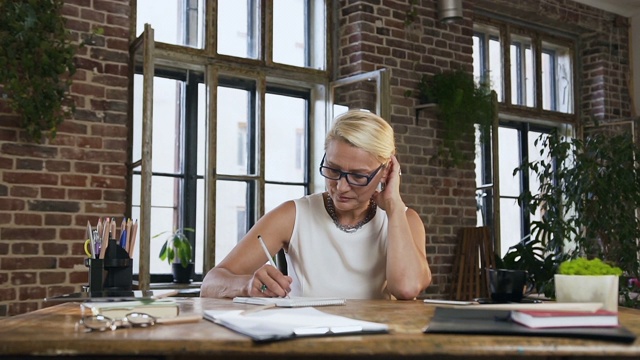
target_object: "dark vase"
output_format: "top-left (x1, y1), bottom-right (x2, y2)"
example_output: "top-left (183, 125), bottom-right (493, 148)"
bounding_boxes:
top-left (171, 262), bottom-right (194, 284)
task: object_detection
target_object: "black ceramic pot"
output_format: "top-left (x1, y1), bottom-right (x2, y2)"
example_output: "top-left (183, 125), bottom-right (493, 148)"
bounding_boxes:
top-left (172, 262), bottom-right (194, 284)
top-left (487, 268), bottom-right (527, 303)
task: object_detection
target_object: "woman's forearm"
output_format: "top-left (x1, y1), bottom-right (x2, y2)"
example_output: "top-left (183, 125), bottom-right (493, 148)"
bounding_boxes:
top-left (385, 207), bottom-right (431, 299)
top-left (200, 267), bottom-right (252, 298)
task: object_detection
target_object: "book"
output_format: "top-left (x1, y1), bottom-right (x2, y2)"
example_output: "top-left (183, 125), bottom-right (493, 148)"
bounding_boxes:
top-left (233, 296), bottom-right (346, 308)
top-left (424, 307), bottom-right (636, 344)
top-left (81, 299), bottom-right (179, 319)
top-left (203, 307), bottom-right (388, 342)
top-left (510, 309), bottom-right (618, 329)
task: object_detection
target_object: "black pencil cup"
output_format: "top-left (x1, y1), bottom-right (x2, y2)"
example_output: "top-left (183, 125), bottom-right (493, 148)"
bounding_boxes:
top-left (85, 239), bottom-right (132, 292)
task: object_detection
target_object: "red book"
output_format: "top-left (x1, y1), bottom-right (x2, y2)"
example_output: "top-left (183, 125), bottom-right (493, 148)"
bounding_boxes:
top-left (510, 309), bottom-right (618, 329)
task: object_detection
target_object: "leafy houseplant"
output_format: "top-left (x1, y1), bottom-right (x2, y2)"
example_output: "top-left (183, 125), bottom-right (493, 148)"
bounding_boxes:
top-left (514, 129), bottom-right (640, 305)
top-left (0, 0), bottom-right (78, 142)
top-left (558, 258), bottom-right (622, 276)
top-left (155, 228), bottom-right (194, 283)
top-left (495, 235), bottom-right (565, 298)
top-left (418, 69), bottom-right (495, 166)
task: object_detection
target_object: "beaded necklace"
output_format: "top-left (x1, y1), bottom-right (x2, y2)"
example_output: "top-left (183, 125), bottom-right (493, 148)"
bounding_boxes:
top-left (324, 193), bottom-right (377, 233)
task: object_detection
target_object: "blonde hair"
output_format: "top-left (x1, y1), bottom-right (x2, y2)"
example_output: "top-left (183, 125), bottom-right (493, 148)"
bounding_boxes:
top-left (325, 110), bottom-right (395, 163)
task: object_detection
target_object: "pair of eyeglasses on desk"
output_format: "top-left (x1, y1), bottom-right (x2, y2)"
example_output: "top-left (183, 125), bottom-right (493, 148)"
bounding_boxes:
top-left (77, 312), bottom-right (201, 332)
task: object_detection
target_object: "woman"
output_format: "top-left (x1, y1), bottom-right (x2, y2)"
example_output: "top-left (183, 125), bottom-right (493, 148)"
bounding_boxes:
top-left (201, 110), bottom-right (431, 299)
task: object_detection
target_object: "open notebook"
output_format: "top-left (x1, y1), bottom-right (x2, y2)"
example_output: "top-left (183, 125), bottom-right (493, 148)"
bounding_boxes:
top-left (204, 307), bottom-right (387, 342)
top-left (233, 296), bottom-right (346, 307)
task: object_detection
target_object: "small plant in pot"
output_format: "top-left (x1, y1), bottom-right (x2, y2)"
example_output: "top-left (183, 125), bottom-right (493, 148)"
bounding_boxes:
top-left (555, 258), bottom-right (622, 312)
top-left (155, 228), bottom-right (194, 284)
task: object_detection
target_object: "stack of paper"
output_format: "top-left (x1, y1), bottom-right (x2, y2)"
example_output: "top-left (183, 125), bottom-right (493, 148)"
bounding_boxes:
top-left (204, 307), bottom-right (388, 341)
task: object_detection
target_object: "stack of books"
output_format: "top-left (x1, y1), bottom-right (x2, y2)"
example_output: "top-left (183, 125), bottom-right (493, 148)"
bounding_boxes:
top-left (81, 298), bottom-right (180, 319)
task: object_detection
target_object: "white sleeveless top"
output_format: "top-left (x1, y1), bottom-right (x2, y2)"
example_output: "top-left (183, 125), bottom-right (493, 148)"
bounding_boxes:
top-left (285, 193), bottom-right (390, 299)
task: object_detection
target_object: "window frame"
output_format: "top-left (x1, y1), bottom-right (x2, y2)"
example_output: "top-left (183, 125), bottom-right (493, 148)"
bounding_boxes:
top-left (473, 13), bottom-right (579, 255)
top-left (129, 1), bottom-right (330, 287)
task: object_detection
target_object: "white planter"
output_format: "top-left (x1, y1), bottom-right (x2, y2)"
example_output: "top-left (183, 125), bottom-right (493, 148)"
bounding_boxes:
top-left (554, 274), bottom-right (619, 312)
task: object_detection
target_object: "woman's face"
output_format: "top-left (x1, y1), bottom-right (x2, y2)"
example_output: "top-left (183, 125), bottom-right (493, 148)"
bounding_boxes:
top-left (323, 140), bottom-right (386, 211)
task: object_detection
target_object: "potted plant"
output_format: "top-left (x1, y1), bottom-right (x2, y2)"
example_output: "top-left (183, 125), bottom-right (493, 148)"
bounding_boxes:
top-left (0, 0), bottom-right (77, 142)
top-left (155, 228), bottom-right (194, 283)
top-left (495, 235), bottom-right (564, 298)
top-left (417, 69), bottom-right (495, 167)
top-left (514, 128), bottom-right (640, 306)
top-left (555, 258), bottom-right (622, 312)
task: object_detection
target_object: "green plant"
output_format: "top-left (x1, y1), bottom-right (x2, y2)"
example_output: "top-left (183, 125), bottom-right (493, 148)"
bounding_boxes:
top-left (495, 235), bottom-right (566, 297)
top-left (558, 258), bottom-right (623, 276)
top-left (515, 129), bottom-right (640, 283)
top-left (0, 0), bottom-right (77, 142)
top-left (418, 69), bottom-right (495, 166)
top-left (155, 228), bottom-right (194, 268)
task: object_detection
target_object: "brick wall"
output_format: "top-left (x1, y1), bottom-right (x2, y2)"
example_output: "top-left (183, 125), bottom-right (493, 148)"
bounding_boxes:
top-left (0, 0), bottom-right (130, 316)
top-left (0, 0), bottom-right (632, 316)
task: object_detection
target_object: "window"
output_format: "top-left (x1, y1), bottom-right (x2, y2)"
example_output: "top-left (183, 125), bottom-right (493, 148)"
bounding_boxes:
top-left (473, 18), bottom-right (577, 256)
top-left (131, 1), bottom-right (327, 285)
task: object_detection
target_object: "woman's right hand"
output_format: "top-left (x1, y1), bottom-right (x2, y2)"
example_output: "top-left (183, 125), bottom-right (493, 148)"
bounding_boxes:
top-left (248, 264), bottom-right (292, 297)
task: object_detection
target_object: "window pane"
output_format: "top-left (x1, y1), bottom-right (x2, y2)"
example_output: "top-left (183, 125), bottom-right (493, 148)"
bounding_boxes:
top-left (510, 35), bottom-right (534, 108)
top-left (500, 198), bottom-right (523, 256)
top-left (217, 86), bottom-right (254, 175)
top-left (543, 42), bottom-right (573, 114)
top-left (136, 0), bottom-right (204, 48)
top-left (473, 35), bottom-right (482, 81)
top-left (527, 131), bottom-right (549, 230)
top-left (197, 83), bottom-right (206, 175)
top-left (472, 26), bottom-right (501, 101)
top-left (498, 127), bottom-right (520, 197)
top-left (265, 184), bottom-right (306, 212)
top-left (273, 0), bottom-right (306, 67)
top-left (195, 179), bottom-right (205, 273)
top-left (131, 175), bottom-right (180, 274)
top-left (265, 93), bottom-right (307, 182)
top-left (133, 75), bottom-right (182, 174)
top-left (541, 51), bottom-right (554, 111)
top-left (217, 0), bottom-right (259, 59)
top-left (556, 47), bottom-right (573, 114)
top-left (488, 37), bottom-right (502, 101)
top-left (215, 180), bottom-right (249, 264)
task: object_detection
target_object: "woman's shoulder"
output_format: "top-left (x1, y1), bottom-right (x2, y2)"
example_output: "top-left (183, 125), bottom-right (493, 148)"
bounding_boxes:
top-left (293, 192), bottom-right (322, 202)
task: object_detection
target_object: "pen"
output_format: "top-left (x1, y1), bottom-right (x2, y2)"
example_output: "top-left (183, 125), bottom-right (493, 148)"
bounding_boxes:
top-left (257, 235), bottom-right (277, 268)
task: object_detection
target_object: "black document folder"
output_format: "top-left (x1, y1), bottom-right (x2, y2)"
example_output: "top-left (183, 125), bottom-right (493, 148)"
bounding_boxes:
top-left (424, 307), bottom-right (636, 344)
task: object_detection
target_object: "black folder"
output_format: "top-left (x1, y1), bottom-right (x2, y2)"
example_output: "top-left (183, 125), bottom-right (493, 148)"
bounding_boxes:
top-left (424, 307), bottom-right (637, 344)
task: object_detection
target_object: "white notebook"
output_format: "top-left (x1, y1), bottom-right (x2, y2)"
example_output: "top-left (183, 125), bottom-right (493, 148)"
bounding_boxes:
top-left (233, 296), bottom-right (346, 308)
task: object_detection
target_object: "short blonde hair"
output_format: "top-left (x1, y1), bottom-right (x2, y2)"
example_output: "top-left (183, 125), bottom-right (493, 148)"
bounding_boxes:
top-left (325, 110), bottom-right (395, 163)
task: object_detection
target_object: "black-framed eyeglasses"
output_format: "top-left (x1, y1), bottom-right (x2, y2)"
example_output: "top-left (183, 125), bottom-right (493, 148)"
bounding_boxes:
top-left (319, 154), bottom-right (385, 186)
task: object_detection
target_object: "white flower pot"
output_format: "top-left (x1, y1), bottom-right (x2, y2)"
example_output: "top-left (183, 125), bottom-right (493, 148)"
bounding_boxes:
top-left (554, 274), bottom-right (619, 312)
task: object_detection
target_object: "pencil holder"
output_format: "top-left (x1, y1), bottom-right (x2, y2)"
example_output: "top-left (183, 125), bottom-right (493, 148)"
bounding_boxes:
top-left (85, 239), bottom-right (133, 292)
top-left (85, 258), bottom-right (104, 292)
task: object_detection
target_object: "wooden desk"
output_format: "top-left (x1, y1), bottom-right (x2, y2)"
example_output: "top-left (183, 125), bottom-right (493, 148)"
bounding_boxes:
top-left (1, 298), bottom-right (639, 359)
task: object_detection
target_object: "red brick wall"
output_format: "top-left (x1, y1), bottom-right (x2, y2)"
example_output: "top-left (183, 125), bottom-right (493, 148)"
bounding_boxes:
top-left (0, 0), bottom-right (632, 316)
top-left (0, 0), bottom-right (130, 316)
